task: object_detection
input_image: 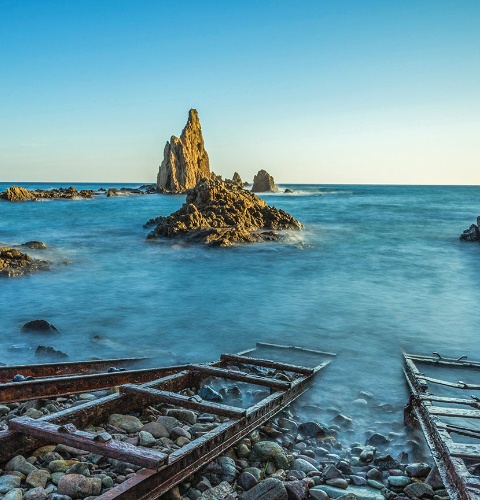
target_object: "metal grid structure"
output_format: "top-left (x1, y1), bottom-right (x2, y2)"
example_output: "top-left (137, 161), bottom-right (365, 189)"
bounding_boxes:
top-left (404, 352), bottom-right (480, 500)
top-left (0, 343), bottom-right (335, 499)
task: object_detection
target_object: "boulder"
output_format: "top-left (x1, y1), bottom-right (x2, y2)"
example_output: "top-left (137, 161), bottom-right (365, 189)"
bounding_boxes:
top-left (226, 172), bottom-right (243, 186)
top-left (146, 177), bottom-right (302, 247)
top-left (2, 185), bottom-right (36, 202)
top-left (252, 169), bottom-right (278, 193)
top-left (22, 241), bottom-right (47, 249)
top-left (157, 109), bottom-right (210, 193)
top-left (35, 345), bottom-right (68, 359)
top-left (460, 217), bottom-right (480, 241)
top-left (0, 247), bottom-right (49, 277)
top-left (22, 320), bottom-right (59, 333)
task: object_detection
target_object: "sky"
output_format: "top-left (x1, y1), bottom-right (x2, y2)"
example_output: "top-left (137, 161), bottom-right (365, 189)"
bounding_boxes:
top-left (0, 1), bottom-right (479, 184)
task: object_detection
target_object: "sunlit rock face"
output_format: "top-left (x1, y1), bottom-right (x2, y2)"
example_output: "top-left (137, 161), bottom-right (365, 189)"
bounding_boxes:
top-left (146, 177), bottom-right (302, 247)
top-left (251, 169), bottom-right (278, 193)
top-left (156, 109), bottom-right (210, 193)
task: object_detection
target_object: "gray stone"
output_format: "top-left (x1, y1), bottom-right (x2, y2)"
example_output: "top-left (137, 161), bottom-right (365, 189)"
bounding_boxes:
top-left (293, 458), bottom-right (318, 474)
top-left (166, 409), bottom-right (197, 425)
top-left (218, 456), bottom-right (237, 483)
top-left (0, 404), bottom-right (10, 416)
top-left (26, 469), bottom-right (51, 488)
top-left (108, 414), bottom-right (143, 433)
top-left (241, 478), bottom-right (288, 500)
top-left (51, 472), bottom-right (65, 484)
top-left (199, 481), bottom-right (235, 499)
top-left (238, 471), bottom-right (258, 491)
top-left (138, 430), bottom-right (157, 447)
top-left (310, 485), bottom-right (384, 499)
top-left (405, 462), bottom-right (431, 478)
top-left (156, 416), bottom-right (181, 433)
top-left (0, 475), bottom-right (22, 493)
top-left (57, 474), bottom-right (102, 498)
top-left (323, 464), bottom-right (343, 480)
top-left (297, 422), bottom-right (326, 439)
top-left (309, 489), bottom-right (329, 500)
top-left (326, 478), bottom-right (349, 489)
top-left (404, 482), bottom-right (435, 498)
top-left (350, 475), bottom-right (367, 486)
top-left (367, 479), bottom-right (384, 490)
top-left (250, 441), bottom-right (289, 469)
top-left (197, 386), bottom-right (223, 402)
top-left (388, 476), bottom-right (411, 488)
top-left (359, 446), bottom-right (376, 463)
top-left (2, 489), bottom-right (24, 500)
top-left (366, 433), bottom-right (389, 447)
top-left (5, 455), bottom-right (38, 475)
top-left (243, 467), bottom-right (262, 481)
top-left (141, 421), bottom-right (170, 438)
top-left (24, 487), bottom-right (48, 500)
top-left (425, 466), bottom-right (444, 490)
top-left (284, 480), bottom-right (308, 500)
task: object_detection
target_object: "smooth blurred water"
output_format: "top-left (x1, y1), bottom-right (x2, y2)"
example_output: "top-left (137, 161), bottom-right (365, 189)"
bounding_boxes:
top-left (1, 182), bottom-right (480, 456)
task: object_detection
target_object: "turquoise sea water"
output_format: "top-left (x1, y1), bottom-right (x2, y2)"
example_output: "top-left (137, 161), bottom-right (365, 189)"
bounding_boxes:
top-left (1, 182), bottom-right (480, 456)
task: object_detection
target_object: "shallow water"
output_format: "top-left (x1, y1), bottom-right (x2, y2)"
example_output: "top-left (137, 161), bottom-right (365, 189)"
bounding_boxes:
top-left (1, 182), bottom-right (480, 458)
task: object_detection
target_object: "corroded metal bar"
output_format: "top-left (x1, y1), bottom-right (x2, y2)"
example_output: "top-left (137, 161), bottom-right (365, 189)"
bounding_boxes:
top-left (9, 417), bottom-right (167, 469)
top-left (220, 353), bottom-right (314, 375)
top-left (406, 354), bottom-right (480, 370)
top-left (421, 376), bottom-right (480, 390)
top-left (187, 364), bottom-right (290, 390)
top-left (120, 384), bottom-right (246, 418)
top-left (429, 407), bottom-right (480, 419)
top-left (256, 342), bottom-right (336, 357)
top-left (0, 365), bottom-right (189, 404)
top-left (0, 357), bottom-right (148, 382)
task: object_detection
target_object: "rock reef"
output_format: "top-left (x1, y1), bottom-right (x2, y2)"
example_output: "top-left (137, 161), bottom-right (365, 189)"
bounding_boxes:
top-left (460, 217), bottom-right (480, 241)
top-left (156, 109), bottom-right (210, 193)
top-left (0, 247), bottom-right (49, 277)
top-left (145, 177), bottom-right (302, 247)
top-left (1, 186), bottom-right (94, 202)
top-left (252, 169), bottom-right (278, 193)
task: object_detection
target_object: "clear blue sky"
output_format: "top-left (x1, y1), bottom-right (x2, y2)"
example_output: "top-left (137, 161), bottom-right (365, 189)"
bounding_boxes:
top-left (0, 1), bottom-right (479, 184)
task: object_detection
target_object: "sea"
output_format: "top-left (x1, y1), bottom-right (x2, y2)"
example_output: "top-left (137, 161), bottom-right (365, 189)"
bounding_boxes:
top-left (1, 182), bottom-right (480, 460)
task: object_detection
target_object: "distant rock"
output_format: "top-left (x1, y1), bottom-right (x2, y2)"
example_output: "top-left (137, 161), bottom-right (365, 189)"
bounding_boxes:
top-left (460, 216), bottom-right (480, 241)
top-left (22, 241), bottom-right (47, 250)
top-left (0, 247), bottom-right (49, 277)
top-left (145, 177), bottom-right (302, 247)
top-left (0, 186), bottom-right (94, 202)
top-left (226, 172), bottom-right (243, 186)
top-left (156, 109), bottom-right (210, 193)
top-left (35, 345), bottom-right (68, 359)
top-left (284, 189), bottom-right (294, 194)
top-left (22, 320), bottom-right (59, 334)
top-left (251, 169), bottom-right (278, 193)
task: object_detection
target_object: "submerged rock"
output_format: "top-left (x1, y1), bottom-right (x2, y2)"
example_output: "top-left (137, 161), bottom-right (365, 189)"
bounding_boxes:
top-left (0, 247), bottom-right (49, 277)
top-left (22, 320), bottom-right (59, 334)
top-left (146, 177), bottom-right (302, 247)
top-left (156, 109), bottom-right (210, 193)
top-left (22, 241), bottom-right (47, 250)
top-left (252, 169), bottom-right (278, 193)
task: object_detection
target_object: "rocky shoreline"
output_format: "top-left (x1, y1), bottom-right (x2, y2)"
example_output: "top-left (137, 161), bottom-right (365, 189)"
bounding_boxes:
top-left (0, 385), bottom-right (447, 500)
top-left (0, 247), bottom-right (49, 277)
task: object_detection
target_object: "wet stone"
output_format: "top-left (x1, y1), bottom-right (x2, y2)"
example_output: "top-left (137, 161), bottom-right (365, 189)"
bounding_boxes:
top-left (366, 433), bottom-right (389, 447)
top-left (0, 474), bottom-right (22, 493)
top-left (326, 478), bottom-right (349, 489)
top-left (250, 441), bottom-right (289, 469)
top-left (24, 486), bottom-right (48, 500)
top-left (141, 421), bottom-right (170, 438)
top-left (26, 469), bottom-right (51, 488)
top-left (108, 414), bottom-right (143, 433)
top-left (237, 471), bottom-right (258, 491)
top-left (166, 409), bottom-right (197, 425)
top-left (240, 477), bottom-right (288, 500)
top-left (57, 474), bottom-right (102, 498)
top-left (5, 455), bottom-right (38, 475)
top-left (293, 458), bottom-right (318, 474)
top-left (404, 482), bottom-right (435, 498)
top-left (2, 489), bottom-right (24, 500)
top-left (284, 479), bottom-right (308, 500)
top-left (406, 463), bottom-right (432, 478)
top-left (388, 475), bottom-right (411, 488)
top-left (298, 422), bottom-right (327, 438)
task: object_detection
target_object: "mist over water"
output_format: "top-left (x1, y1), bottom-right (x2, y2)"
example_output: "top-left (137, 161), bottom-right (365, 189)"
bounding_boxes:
top-left (2, 182), bottom-right (480, 459)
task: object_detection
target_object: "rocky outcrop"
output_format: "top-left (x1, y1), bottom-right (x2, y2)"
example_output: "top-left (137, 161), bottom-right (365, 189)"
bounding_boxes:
top-left (0, 186), bottom-right (94, 201)
top-left (156, 109), bottom-right (210, 193)
top-left (145, 177), bottom-right (302, 247)
top-left (251, 169), bottom-right (278, 193)
top-left (22, 320), bottom-right (59, 334)
top-left (460, 217), bottom-right (480, 241)
top-left (0, 247), bottom-right (49, 277)
top-left (225, 172), bottom-right (243, 186)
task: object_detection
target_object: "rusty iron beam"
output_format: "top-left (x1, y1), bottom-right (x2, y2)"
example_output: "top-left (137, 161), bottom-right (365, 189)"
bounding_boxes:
top-left (0, 357), bottom-right (148, 382)
top-left (406, 353), bottom-right (480, 370)
top-left (220, 353), bottom-right (314, 375)
top-left (120, 384), bottom-right (246, 418)
top-left (429, 407), bottom-right (480, 419)
top-left (9, 417), bottom-right (167, 469)
top-left (420, 375), bottom-right (480, 390)
top-left (256, 342), bottom-right (336, 357)
top-left (187, 364), bottom-right (290, 390)
top-left (0, 365), bottom-right (189, 404)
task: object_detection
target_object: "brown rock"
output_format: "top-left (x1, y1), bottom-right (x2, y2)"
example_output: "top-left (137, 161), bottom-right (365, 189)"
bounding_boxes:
top-left (0, 247), bottom-right (49, 277)
top-left (57, 474), bottom-right (102, 498)
top-left (2, 186), bottom-right (36, 202)
top-left (146, 177), bottom-right (302, 247)
top-left (252, 169), bottom-right (278, 193)
top-left (156, 109), bottom-right (210, 193)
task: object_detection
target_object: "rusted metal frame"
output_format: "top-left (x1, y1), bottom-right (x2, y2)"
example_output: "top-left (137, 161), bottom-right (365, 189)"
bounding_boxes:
top-left (256, 342), bottom-right (336, 357)
top-left (404, 355), bottom-right (480, 500)
top-left (406, 354), bottom-right (480, 370)
top-left (0, 357), bottom-right (148, 382)
top-left (421, 395), bottom-right (480, 408)
top-left (8, 417), bottom-right (167, 469)
top-left (429, 407), bottom-right (480, 419)
top-left (119, 384), bottom-right (246, 418)
top-left (0, 365), bottom-right (190, 404)
top-left (187, 364), bottom-right (290, 390)
top-left (97, 373), bottom-right (313, 500)
top-left (420, 375), bottom-right (480, 390)
top-left (220, 353), bottom-right (314, 375)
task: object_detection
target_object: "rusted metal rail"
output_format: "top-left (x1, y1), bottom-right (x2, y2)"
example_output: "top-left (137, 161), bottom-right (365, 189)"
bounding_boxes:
top-left (404, 352), bottom-right (480, 500)
top-left (1, 343), bottom-right (335, 499)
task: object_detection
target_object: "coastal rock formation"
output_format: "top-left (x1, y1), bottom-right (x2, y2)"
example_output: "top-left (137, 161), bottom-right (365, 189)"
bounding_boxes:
top-left (0, 247), bottom-right (49, 277)
top-left (460, 217), bottom-right (480, 241)
top-left (156, 109), bottom-right (210, 193)
top-left (22, 241), bottom-right (47, 249)
top-left (145, 177), bottom-right (302, 247)
top-left (225, 172), bottom-right (243, 186)
top-left (22, 320), bottom-right (59, 334)
top-left (0, 186), bottom-right (94, 202)
top-left (252, 169), bottom-right (278, 193)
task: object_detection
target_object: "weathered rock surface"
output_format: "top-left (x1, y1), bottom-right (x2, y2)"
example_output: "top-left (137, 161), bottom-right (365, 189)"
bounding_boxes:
top-left (22, 241), bottom-right (47, 249)
top-left (0, 185), bottom-right (94, 202)
top-left (0, 247), bottom-right (49, 277)
top-left (157, 109), bottom-right (210, 193)
top-left (22, 320), bottom-right (59, 333)
top-left (226, 172), bottom-right (243, 186)
top-left (252, 169), bottom-right (278, 193)
top-left (146, 177), bottom-right (302, 247)
top-left (460, 216), bottom-right (480, 241)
